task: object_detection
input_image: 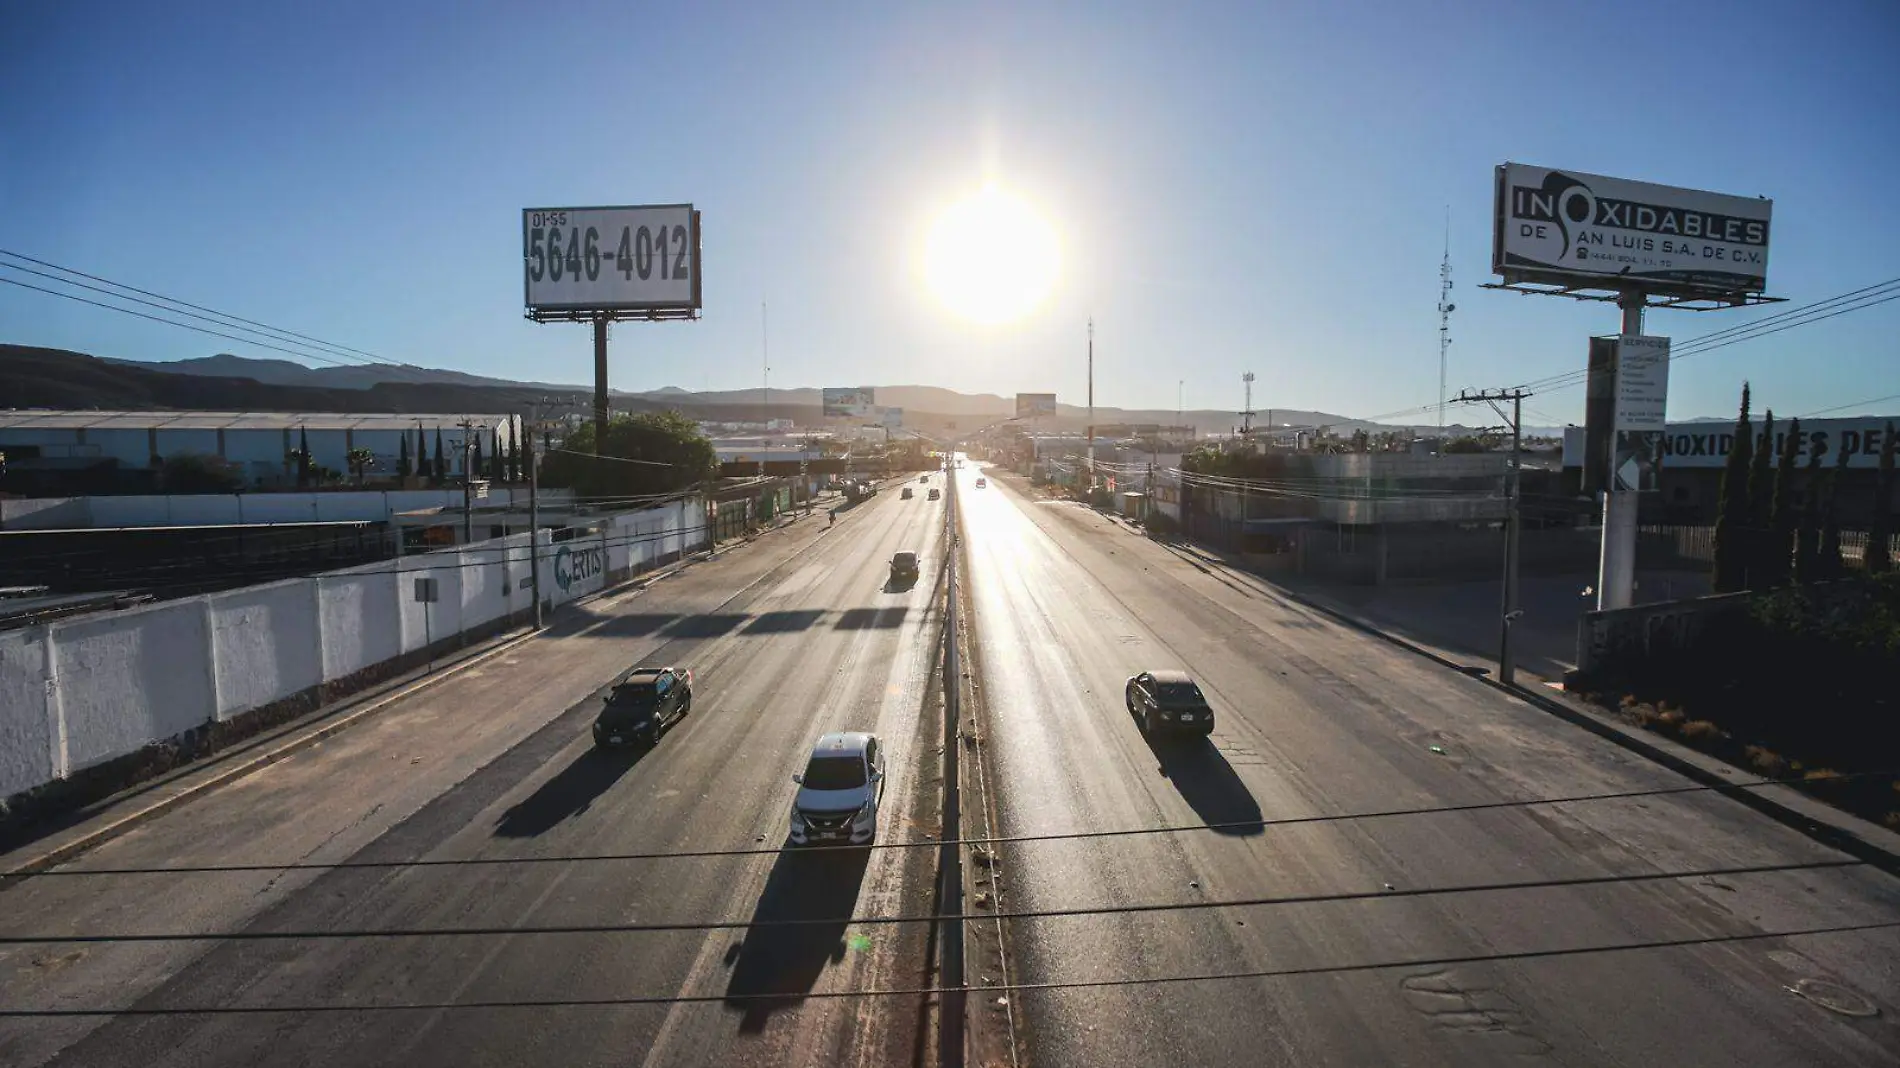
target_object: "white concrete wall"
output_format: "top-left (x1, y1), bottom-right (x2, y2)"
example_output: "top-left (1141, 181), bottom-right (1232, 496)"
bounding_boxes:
top-left (0, 630), bottom-right (56, 799)
top-left (0, 496), bottom-right (693, 802)
top-left (208, 580), bottom-right (323, 722)
top-left (316, 565), bottom-right (400, 681)
top-left (0, 488), bottom-right (576, 530)
top-left (52, 599), bottom-right (214, 775)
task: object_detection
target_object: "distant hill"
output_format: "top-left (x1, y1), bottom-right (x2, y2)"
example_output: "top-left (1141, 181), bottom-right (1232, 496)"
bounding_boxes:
top-left (5, 347), bottom-right (1552, 436)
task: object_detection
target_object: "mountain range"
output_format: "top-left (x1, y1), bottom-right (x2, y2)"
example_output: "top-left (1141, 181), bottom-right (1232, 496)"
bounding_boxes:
top-left (4, 346), bottom-right (1567, 438)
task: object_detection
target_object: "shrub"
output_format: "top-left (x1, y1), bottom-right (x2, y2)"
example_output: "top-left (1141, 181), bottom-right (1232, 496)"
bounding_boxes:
top-left (1745, 745), bottom-right (1787, 775)
top-left (1679, 720), bottom-right (1722, 741)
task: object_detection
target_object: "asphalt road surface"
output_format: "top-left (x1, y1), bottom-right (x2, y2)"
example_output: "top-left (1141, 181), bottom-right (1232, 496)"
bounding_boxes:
top-left (959, 465), bottom-right (1900, 1067)
top-left (0, 483), bottom-right (947, 1068)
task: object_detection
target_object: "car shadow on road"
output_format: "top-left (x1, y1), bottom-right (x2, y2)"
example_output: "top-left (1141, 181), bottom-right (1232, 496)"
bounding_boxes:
top-left (492, 744), bottom-right (643, 838)
top-left (1144, 735), bottom-right (1264, 835)
top-left (837, 606), bottom-right (909, 629)
top-left (722, 844), bottom-right (873, 1032)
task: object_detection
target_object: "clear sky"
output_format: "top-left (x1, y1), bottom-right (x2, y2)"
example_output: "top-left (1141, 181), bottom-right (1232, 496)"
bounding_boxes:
top-left (3, 0), bottom-right (1896, 425)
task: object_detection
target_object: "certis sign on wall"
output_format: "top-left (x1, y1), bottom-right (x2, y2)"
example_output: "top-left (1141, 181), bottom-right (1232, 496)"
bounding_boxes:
top-left (553, 544), bottom-right (605, 592)
top-left (1565, 416), bottom-right (1897, 471)
top-left (1493, 164), bottom-right (1772, 299)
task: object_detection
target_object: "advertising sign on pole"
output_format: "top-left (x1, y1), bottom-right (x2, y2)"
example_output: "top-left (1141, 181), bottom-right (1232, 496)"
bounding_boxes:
top-left (523, 205), bottom-right (702, 315)
top-left (822, 387), bottom-right (876, 417)
top-left (1493, 164), bottom-right (1771, 300)
top-left (881, 407), bottom-right (904, 429)
top-left (1015, 393), bottom-right (1058, 418)
top-left (1611, 335), bottom-right (1670, 493)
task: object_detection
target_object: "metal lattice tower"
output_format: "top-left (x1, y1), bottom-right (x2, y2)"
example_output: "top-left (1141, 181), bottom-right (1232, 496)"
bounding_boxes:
top-left (1438, 207), bottom-right (1455, 436)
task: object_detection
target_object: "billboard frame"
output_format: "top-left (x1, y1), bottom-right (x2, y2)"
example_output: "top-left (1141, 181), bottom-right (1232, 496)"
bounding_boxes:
top-left (523, 204), bottom-right (703, 322)
top-left (1486, 164), bottom-right (1782, 311)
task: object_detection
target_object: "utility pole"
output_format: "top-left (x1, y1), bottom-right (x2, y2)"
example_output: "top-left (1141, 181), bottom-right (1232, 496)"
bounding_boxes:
top-left (1597, 293), bottom-right (1645, 611)
top-left (527, 415), bottom-right (542, 629)
top-left (1087, 318), bottom-right (1096, 495)
top-left (1452, 387), bottom-right (1531, 685)
top-left (456, 417), bottom-right (476, 545)
top-left (1177, 379), bottom-right (1184, 442)
top-left (1241, 372), bottom-right (1255, 438)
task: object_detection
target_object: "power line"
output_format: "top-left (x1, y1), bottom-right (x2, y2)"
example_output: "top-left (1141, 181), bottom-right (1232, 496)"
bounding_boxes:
top-left (0, 859), bottom-right (1858, 945)
top-left (1798, 393), bottom-right (1900, 419)
top-left (16, 769), bottom-right (1892, 878)
top-left (0, 249), bottom-right (395, 366)
top-left (0, 919), bottom-right (1889, 1016)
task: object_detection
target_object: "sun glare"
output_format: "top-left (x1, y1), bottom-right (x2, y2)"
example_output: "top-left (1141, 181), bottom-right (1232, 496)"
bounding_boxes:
top-left (923, 186), bottom-right (1060, 325)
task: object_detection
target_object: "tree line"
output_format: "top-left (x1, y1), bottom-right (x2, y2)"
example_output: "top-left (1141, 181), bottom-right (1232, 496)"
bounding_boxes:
top-left (1711, 382), bottom-right (1896, 592)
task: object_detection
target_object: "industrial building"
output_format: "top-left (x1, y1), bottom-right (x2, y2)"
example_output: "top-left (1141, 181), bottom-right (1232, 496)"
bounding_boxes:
top-left (0, 410), bottom-right (513, 495)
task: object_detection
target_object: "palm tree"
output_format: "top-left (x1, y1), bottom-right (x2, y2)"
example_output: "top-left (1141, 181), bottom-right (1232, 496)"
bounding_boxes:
top-left (347, 446), bottom-right (376, 485)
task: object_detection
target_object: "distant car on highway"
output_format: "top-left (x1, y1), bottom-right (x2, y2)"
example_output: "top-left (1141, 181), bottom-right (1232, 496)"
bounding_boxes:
top-left (594, 666), bottom-right (693, 748)
top-left (1125, 670), bottom-right (1214, 737)
top-left (789, 731), bottom-right (886, 846)
top-left (890, 550), bottom-right (920, 584)
top-left (975, 477), bottom-right (987, 488)
top-left (928, 488), bottom-right (942, 501)
top-left (902, 486), bottom-right (914, 499)
top-left (919, 474), bottom-right (929, 482)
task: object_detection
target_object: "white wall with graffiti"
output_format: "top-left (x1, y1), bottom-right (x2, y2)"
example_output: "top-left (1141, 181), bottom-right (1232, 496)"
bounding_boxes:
top-left (0, 496), bottom-right (708, 803)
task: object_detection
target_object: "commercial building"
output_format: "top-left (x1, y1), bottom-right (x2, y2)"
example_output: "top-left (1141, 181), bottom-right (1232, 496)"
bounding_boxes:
top-left (0, 411), bottom-right (513, 494)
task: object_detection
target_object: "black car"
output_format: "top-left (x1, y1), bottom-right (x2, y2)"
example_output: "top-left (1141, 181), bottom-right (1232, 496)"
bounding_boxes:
top-left (1125, 669), bottom-right (1214, 736)
top-left (593, 666), bottom-right (694, 748)
top-left (890, 550), bottom-right (920, 584)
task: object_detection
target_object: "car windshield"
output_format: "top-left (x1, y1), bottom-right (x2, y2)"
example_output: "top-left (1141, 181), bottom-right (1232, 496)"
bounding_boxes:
top-left (608, 682), bottom-right (659, 706)
top-left (802, 754), bottom-right (866, 791)
top-left (1157, 682), bottom-right (1203, 703)
top-left (895, 553), bottom-right (916, 566)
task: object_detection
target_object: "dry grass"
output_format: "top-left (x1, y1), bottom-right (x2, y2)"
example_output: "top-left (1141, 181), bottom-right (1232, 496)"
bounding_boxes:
top-left (1678, 720), bottom-right (1722, 742)
top-left (1619, 694), bottom-right (1640, 709)
top-left (1803, 768), bottom-right (1844, 783)
top-left (1656, 707), bottom-right (1686, 728)
top-left (1745, 745), bottom-right (1788, 775)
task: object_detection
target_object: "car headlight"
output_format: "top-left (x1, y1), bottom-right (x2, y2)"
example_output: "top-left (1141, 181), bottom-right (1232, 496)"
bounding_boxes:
top-left (790, 810), bottom-right (807, 829)
top-left (853, 804), bottom-right (875, 827)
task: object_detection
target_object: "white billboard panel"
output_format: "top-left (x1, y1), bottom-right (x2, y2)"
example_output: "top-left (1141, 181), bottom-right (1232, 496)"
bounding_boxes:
top-left (822, 387), bottom-right (876, 418)
top-left (1611, 335), bottom-right (1670, 493)
top-left (1493, 164), bottom-right (1771, 298)
top-left (1015, 393), bottom-right (1058, 417)
top-left (881, 407), bottom-right (904, 429)
top-left (523, 205), bottom-right (701, 313)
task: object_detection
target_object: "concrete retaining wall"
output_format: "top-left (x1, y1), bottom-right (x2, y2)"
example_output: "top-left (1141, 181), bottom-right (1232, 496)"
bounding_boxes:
top-left (1, 496), bottom-right (708, 816)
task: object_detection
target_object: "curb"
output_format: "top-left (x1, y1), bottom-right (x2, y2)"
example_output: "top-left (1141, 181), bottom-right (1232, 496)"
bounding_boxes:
top-left (1158, 538), bottom-right (1900, 880)
top-left (0, 532), bottom-right (798, 879)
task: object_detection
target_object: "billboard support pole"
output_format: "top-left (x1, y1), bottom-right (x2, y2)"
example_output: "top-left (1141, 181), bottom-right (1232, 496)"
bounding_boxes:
top-left (592, 313), bottom-right (610, 485)
top-left (1596, 293), bottom-right (1645, 612)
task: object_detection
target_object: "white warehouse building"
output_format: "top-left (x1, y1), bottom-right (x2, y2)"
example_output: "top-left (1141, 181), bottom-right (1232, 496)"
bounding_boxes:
top-left (0, 410), bottom-right (514, 489)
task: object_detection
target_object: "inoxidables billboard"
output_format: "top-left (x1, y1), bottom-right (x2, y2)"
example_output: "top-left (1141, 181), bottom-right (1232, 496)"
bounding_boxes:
top-left (1494, 164), bottom-right (1771, 299)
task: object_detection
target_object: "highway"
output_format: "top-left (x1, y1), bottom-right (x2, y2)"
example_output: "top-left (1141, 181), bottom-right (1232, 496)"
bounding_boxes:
top-left (958, 463), bottom-right (1900, 1067)
top-left (0, 482), bottom-right (947, 1068)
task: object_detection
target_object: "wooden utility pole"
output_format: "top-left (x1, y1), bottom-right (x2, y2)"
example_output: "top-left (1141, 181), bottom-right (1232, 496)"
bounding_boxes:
top-left (1453, 388), bottom-right (1532, 686)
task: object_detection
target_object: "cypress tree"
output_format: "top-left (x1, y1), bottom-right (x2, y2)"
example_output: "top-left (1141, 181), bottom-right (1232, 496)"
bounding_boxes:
top-left (433, 428), bottom-right (447, 482)
top-left (296, 426), bottom-right (312, 489)
top-left (1766, 417), bottom-right (1800, 587)
top-left (1868, 421), bottom-right (1896, 574)
top-left (1743, 409), bottom-right (1776, 588)
top-left (398, 433), bottom-right (412, 478)
top-left (1711, 384), bottom-right (1753, 592)
top-left (1793, 436), bottom-right (1827, 584)
top-left (472, 439), bottom-right (486, 480)
top-left (1819, 441), bottom-right (1850, 580)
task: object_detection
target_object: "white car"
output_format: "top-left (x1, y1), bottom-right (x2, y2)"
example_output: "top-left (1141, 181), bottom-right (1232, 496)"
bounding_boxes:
top-left (789, 731), bottom-right (885, 846)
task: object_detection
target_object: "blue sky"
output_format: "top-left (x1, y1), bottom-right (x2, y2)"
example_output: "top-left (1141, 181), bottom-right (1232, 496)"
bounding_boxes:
top-left (3, 0), bottom-right (1896, 425)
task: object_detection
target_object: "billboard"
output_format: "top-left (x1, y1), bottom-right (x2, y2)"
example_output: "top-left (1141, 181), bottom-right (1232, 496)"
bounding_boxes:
top-left (1564, 417), bottom-right (1898, 472)
top-left (881, 407), bottom-right (904, 430)
top-left (1015, 393), bottom-right (1058, 417)
top-left (523, 205), bottom-right (701, 313)
top-left (1611, 336), bottom-right (1670, 493)
top-left (1493, 164), bottom-right (1771, 299)
top-left (822, 387), bottom-right (876, 417)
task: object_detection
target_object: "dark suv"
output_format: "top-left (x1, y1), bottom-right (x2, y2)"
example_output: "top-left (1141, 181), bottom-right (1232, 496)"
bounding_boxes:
top-left (593, 666), bottom-right (694, 749)
top-left (1125, 670), bottom-right (1214, 737)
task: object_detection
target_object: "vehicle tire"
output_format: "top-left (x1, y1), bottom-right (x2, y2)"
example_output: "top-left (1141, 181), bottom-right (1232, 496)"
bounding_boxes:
top-left (1125, 688), bottom-right (1136, 714)
top-left (1143, 706), bottom-right (1157, 736)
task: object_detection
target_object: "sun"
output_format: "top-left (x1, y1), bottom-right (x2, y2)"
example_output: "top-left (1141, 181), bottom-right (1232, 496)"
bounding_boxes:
top-left (922, 185), bottom-right (1060, 325)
